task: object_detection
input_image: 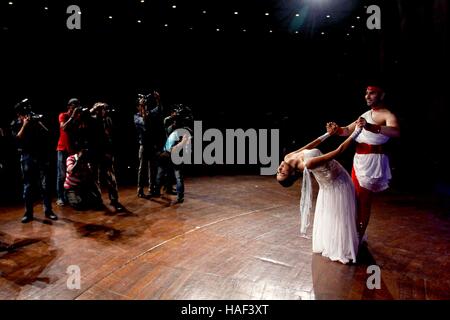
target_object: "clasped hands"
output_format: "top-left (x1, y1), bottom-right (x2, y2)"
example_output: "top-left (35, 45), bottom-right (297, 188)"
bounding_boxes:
top-left (326, 117), bottom-right (366, 135)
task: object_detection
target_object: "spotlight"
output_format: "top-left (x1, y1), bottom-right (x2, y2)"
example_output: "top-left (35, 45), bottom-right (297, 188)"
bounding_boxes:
top-left (351, 25), bottom-right (355, 28)
top-left (108, 16), bottom-right (113, 19)
top-left (234, 12), bottom-right (238, 15)
top-left (172, 5), bottom-right (176, 9)
top-left (8, 2), bottom-right (13, 5)
top-left (321, 31), bottom-right (325, 35)
top-left (326, 15), bottom-right (331, 18)
top-left (265, 12), bottom-right (269, 16)
top-left (295, 13), bottom-right (300, 17)
top-left (137, 20), bottom-right (142, 23)
top-left (202, 10), bottom-right (206, 14)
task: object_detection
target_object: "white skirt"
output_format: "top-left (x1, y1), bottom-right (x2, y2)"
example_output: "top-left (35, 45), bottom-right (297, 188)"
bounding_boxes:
top-left (353, 153), bottom-right (391, 192)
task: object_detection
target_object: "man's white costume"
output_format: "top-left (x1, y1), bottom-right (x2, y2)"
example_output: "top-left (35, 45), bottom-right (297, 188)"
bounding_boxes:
top-left (353, 110), bottom-right (391, 192)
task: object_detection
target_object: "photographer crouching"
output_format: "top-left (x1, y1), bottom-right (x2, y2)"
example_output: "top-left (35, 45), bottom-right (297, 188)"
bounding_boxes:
top-left (64, 148), bottom-right (103, 210)
top-left (10, 99), bottom-right (58, 223)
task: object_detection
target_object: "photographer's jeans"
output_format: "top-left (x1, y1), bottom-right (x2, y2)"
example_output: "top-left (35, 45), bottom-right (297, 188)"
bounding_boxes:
top-left (56, 150), bottom-right (68, 202)
top-left (138, 145), bottom-right (158, 193)
top-left (174, 165), bottom-right (184, 200)
top-left (156, 162), bottom-right (184, 200)
top-left (20, 153), bottom-right (52, 214)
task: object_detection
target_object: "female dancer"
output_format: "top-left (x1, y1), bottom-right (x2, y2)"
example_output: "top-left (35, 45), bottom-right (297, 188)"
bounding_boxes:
top-left (277, 124), bottom-right (362, 264)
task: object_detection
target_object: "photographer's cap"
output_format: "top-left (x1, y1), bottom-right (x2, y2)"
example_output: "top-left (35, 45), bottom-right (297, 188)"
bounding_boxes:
top-left (14, 102), bottom-right (26, 114)
top-left (68, 98), bottom-right (80, 107)
top-left (14, 98), bottom-right (30, 115)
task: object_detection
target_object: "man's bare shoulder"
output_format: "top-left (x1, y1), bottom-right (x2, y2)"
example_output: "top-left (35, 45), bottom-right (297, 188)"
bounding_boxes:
top-left (375, 107), bottom-right (397, 118)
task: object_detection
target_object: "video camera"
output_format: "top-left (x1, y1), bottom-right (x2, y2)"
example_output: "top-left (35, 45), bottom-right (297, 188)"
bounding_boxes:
top-left (14, 98), bottom-right (44, 120)
top-left (137, 91), bottom-right (161, 109)
top-left (170, 104), bottom-right (193, 129)
top-left (172, 104), bottom-right (192, 119)
top-left (137, 93), bottom-right (152, 101)
top-left (90, 102), bottom-right (117, 117)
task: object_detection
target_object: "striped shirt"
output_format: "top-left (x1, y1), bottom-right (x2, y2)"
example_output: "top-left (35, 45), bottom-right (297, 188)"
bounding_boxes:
top-left (64, 154), bottom-right (82, 189)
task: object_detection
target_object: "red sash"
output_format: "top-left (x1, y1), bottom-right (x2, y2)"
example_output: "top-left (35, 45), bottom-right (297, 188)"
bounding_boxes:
top-left (355, 143), bottom-right (384, 154)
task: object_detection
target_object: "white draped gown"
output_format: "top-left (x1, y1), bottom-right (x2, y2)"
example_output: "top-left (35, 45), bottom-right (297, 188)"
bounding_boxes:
top-left (302, 149), bottom-right (359, 264)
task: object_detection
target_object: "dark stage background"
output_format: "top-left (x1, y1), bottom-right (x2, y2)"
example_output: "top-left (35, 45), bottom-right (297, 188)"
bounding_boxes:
top-left (0, 0), bottom-right (448, 205)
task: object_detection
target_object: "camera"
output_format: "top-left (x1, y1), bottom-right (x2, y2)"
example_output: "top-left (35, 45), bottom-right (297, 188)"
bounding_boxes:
top-left (137, 92), bottom-right (161, 110)
top-left (137, 93), bottom-right (152, 105)
top-left (103, 103), bottom-right (116, 115)
top-left (138, 93), bottom-right (152, 100)
top-left (90, 102), bottom-right (116, 117)
top-left (172, 104), bottom-right (192, 119)
top-left (170, 104), bottom-right (193, 129)
top-left (14, 98), bottom-right (44, 120)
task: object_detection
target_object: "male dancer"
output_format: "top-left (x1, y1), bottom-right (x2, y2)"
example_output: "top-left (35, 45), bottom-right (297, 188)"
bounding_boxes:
top-left (327, 85), bottom-right (400, 241)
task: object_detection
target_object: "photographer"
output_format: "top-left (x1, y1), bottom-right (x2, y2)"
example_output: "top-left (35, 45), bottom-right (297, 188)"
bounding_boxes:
top-left (89, 102), bottom-right (124, 211)
top-left (55, 98), bottom-right (80, 206)
top-left (10, 100), bottom-right (58, 223)
top-left (154, 112), bottom-right (193, 204)
top-left (133, 91), bottom-right (165, 198)
top-left (64, 149), bottom-right (103, 210)
top-left (164, 104), bottom-right (193, 136)
top-left (163, 109), bottom-right (178, 137)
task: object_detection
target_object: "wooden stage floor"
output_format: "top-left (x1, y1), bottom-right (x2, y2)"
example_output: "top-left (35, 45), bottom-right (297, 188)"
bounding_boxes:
top-left (0, 175), bottom-right (449, 300)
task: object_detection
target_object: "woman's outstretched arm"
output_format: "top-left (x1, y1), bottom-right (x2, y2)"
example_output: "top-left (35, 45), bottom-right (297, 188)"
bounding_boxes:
top-left (286, 125), bottom-right (338, 158)
top-left (305, 125), bottom-right (362, 169)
